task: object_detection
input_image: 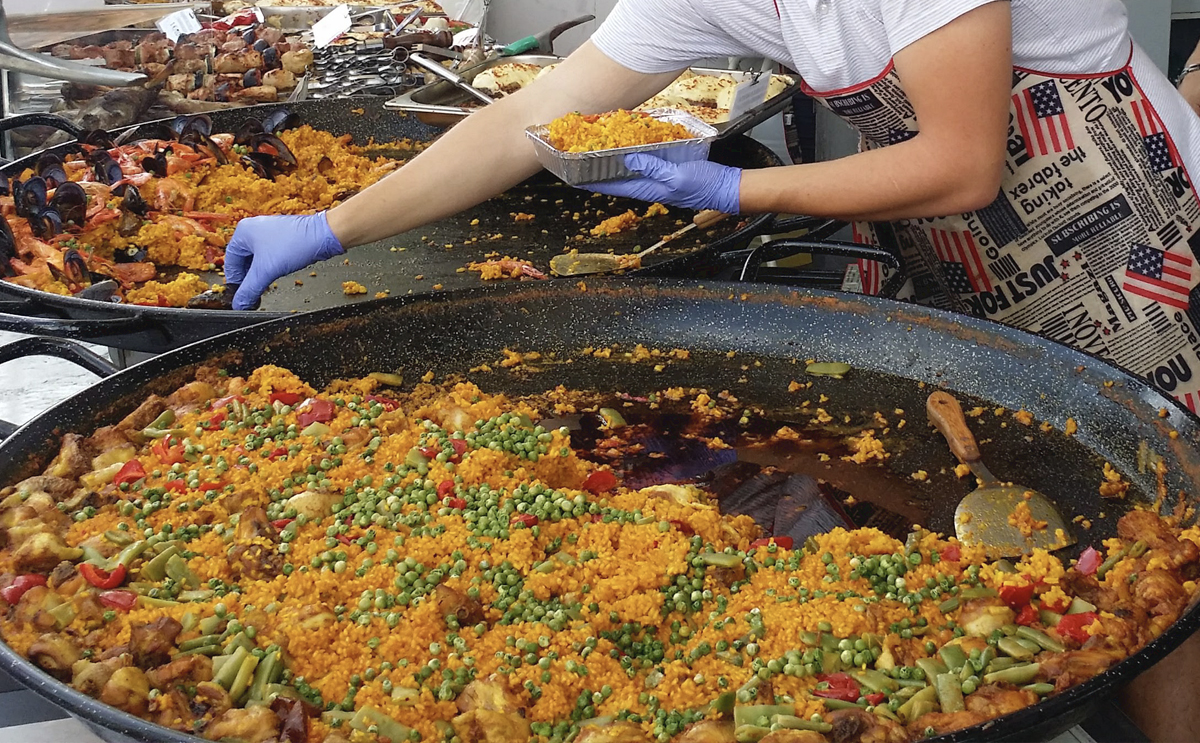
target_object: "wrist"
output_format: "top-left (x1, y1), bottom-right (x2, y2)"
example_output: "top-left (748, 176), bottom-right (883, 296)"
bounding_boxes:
top-left (1177, 62), bottom-right (1200, 87)
top-left (324, 207), bottom-right (354, 249)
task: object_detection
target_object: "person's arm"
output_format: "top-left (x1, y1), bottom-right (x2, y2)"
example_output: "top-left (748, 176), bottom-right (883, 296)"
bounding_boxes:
top-left (327, 42), bottom-right (681, 247)
top-left (588, 2), bottom-right (1013, 222)
top-left (1176, 38), bottom-right (1200, 116)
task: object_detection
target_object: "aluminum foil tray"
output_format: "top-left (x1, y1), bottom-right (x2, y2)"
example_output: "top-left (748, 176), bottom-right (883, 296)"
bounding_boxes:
top-left (525, 109), bottom-right (717, 186)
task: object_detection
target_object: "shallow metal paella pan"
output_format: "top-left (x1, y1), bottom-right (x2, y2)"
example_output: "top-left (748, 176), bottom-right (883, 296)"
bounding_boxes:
top-left (0, 278), bottom-right (1196, 742)
top-left (0, 98), bottom-right (892, 352)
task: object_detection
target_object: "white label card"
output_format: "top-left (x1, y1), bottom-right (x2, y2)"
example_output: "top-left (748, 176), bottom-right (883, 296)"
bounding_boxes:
top-left (155, 9), bottom-right (202, 43)
top-left (312, 4), bottom-right (352, 48)
top-left (728, 74), bottom-right (771, 120)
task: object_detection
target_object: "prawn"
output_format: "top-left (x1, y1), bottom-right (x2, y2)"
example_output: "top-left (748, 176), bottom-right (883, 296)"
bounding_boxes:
top-left (467, 258), bottom-right (547, 281)
top-left (155, 178), bottom-right (195, 212)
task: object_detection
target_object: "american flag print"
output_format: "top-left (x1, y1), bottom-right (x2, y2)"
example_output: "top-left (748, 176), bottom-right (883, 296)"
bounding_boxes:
top-left (1130, 99), bottom-right (1182, 173)
top-left (1123, 242), bottom-right (1194, 310)
top-left (930, 229), bottom-right (992, 293)
top-left (850, 225), bottom-right (881, 295)
top-left (1012, 80), bottom-right (1075, 158)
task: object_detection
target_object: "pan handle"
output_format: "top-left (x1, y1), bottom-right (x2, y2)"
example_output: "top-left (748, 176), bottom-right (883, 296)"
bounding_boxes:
top-left (0, 303), bottom-right (166, 343)
top-left (0, 112), bottom-right (85, 138)
top-left (0, 335), bottom-right (119, 377)
top-left (765, 215), bottom-right (847, 240)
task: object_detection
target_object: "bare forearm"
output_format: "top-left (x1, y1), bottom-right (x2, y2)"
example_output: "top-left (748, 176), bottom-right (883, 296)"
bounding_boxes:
top-left (739, 138), bottom-right (1004, 222)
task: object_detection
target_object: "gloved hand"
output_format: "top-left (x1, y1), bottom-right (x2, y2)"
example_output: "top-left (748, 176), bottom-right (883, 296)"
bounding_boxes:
top-left (223, 212), bottom-right (345, 310)
top-left (579, 153), bottom-right (742, 214)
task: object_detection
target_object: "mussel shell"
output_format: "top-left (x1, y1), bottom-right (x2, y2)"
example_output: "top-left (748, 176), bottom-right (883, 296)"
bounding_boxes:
top-left (140, 147), bottom-right (170, 178)
top-left (250, 132), bottom-right (297, 167)
top-left (81, 129), bottom-right (116, 149)
top-left (186, 287), bottom-right (237, 310)
top-left (262, 47), bottom-right (280, 70)
top-left (198, 134), bottom-right (228, 165)
top-left (262, 108), bottom-right (299, 135)
top-left (89, 153), bottom-right (123, 186)
top-left (122, 184), bottom-right (149, 217)
top-left (35, 153), bottom-right (68, 189)
top-left (0, 175), bottom-right (9, 198)
top-left (76, 279), bottom-right (120, 302)
top-left (253, 38), bottom-right (270, 52)
top-left (171, 113), bottom-right (212, 139)
top-left (234, 119), bottom-right (264, 145)
top-left (114, 243), bottom-right (148, 262)
top-left (61, 248), bottom-right (90, 286)
top-left (0, 214), bottom-right (15, 277)
top-left (242, 69), bottom-right (262, 88)
top-left (28, 207), bottom-right (63, 239)
top-left (241, 153), bottom-right (272, 179)
top-left (49, 182), bottom-right (87, 226)
top-left (16, 176), bottom-right (48, 217)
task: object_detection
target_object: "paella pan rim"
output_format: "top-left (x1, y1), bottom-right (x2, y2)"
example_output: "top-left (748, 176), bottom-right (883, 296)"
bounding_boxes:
top-left (1, 278), bottom-right (1198, 743)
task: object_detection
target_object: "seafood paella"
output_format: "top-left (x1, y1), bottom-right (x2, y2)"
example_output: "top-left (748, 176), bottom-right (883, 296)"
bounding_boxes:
top-left (0, 111), bottom-right (415, 306)
top-left (2, 361), bottom-right (1198, 743)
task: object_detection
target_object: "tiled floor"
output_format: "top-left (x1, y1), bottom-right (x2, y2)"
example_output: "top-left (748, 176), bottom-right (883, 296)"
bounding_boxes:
top-left (0, 331), bottom-right (1153, 743)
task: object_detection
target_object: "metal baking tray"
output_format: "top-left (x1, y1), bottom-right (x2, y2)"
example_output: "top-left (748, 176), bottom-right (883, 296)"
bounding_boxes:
top-left (525, 108), bottom-right (717, 186)
top-left (386, 61), bottom-right (799, 138)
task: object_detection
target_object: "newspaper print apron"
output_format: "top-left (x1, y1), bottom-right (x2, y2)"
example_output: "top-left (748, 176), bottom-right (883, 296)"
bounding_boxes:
top-left (806, 47), bottom-right (1200, 412)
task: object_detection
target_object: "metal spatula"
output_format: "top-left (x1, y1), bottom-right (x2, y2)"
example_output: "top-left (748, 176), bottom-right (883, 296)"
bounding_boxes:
top-left (927, 391), bottom-right (1074, 558)
top-left (551, 210), bottom-right (728, 276)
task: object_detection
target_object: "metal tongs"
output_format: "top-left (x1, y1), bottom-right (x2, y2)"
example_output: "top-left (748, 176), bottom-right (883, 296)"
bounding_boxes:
top-left (0, 5), bottom-right (145, 87)
top-left (409, 52), bottom-right (492, 105)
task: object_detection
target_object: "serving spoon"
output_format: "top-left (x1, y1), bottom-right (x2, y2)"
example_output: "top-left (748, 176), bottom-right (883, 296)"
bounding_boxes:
top-left (927, 391), bottom-right (1074, 558)
top-left (551, 210), bottom-right (728, 276)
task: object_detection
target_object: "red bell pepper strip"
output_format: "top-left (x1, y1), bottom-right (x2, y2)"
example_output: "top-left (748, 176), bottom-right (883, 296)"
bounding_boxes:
top-left (941, 544), bottom-right (961, 562)
top-left (750, 537), bottom-right (794, 550)
top-left (210, 394), bottom-right (245, 411)
top-left (203, 411), bottom-right (227, 430)
top-left (447, 497), bottom-right (467, 510)
top-left (1, 574), bottom-right (47, 604)
top-left (1076, 547), bottom-right (1102, 576)
top-left (813, 673), bottom-right (861, 702)
top-left (419, 446), bottom-right (441, 459)
top-left (999, 582), bottom-right (1035, 609)
top-left (1055, 612), bottom-right (1099, 644)
top-left (437, 480), bottom-right (455, 498)
top-left (864, 693), bottom-right (887, 707)
top-left (80, 563), bottom-right (127, 590)
top-left (336, 534), bottom-right (353, 546)
top-left (164, 480), bottom-right (187, 493)
top-left (99, 590), bottom-right (138, 612)
top-left (581, 470), bottom-right (617, 494)
top-left (1015, 604), bottom-right (1040, 627)
top-left (267, 447), bottom-right (288, 461)
top-left (1042, 596), bottom-right (1071, 614)
top-left (366, 395), bottom-right (399, 412)
top-left (449, 439), bottom-right (469, 460)
top-left (269, 391), bottom-right (303, 406)
top-left (511, 513), bottom-right (539, 528)
top-left (297, 399), bottom-right (336, 427)
top-left (271, 519), bottom-right (295, 530)
top-left (113, 460), bottom-right (146, 487)
top-left (199, 482), bottom-right (222, 492)
top-left (152, 439), bottom-right (185, 465)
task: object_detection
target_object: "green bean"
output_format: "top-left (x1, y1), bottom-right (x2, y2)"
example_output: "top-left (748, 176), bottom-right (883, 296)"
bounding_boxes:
top-left (993, 559), bottom-right (1017, 573)
top-left (1129, 540), bottom-right (1149, 559)
top-left (248, 651), bottom-right (279, 701)
top-left (349, 707), bottom-right (412, 743)
top-left (179, 634), bottom-right (222, 652)
top-left (180, 612), bottom-right (198, 634)
top-left (986, 657), bottom-right (1018, 674)
top-left (984, 662), bottom-right (1041, 686)
top-left (935, 673), bottom-right (965, 713)
top-left (958, 662), bottom-right (975, 683)
top-left (228, 653), bottom-right (261, 704)
top-left (391, 687), bottom-right (420, 706)
top-left (1016, 627), bottom-right (1065, 653)
top-left (732, 703), bottom-right (789, 728)
top-left (1013, 637), bottom-right (1042, 655)
top-left (138, 596), bottom-right (179, 608)
top-left (958, 587), bottom-right (998, 599)
top-left (896, 678), bottom-right (929, 689)
top-left (165, 555), bottom-right (199, 589)
top-left (916, 657), bottom-right (948, 679)
top-left (179, 590), bottom-right (215, 603)
top-left (224, 632), bottom-right (254, 656)
top-left (938, 597), bottom-right (960, 613)
top-left (939, 645), bottom-right (967, 672)
top-left (997, 637), bottom-right (1036, 661)
top-left (103, 529), bottom-right (134, 547)
top-left (214, 647), bottom-right (248, 690)
top-left (114, 540), bottom-right (149, 568)
top-left (897, 686), bottom-right (938, 723)
top-left (770, 715), bottom-right (832, 733)
top-left (1038, 610), bottom-right (1063, 628)
top-left (198, 615), bottom-right (224, 636)
top-left (853, 669), bottom-right (899, 693)
top-left (1023, 683), bottom-right (1056, 696)
top-left (823, 699), bottom-right (864, 711)
top-left (139, 546), bottom-right (178, 582)
top-left (177, 643), bottom-right (222, 657)
top-left (734, 725), bottom-right (769, 743)
top-left (1096, 549), bottom-right (1127, 579)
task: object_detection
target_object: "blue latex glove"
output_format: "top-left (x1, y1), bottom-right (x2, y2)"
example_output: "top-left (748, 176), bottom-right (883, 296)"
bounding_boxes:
top-left (223, 212), bottom-right (345, 310)
top-left (580, 153), bottom-right (742, 214)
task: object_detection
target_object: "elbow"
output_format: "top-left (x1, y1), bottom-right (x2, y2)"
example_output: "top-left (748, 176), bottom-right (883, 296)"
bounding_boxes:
top-left (942, 158), bottom-right (1004, 215)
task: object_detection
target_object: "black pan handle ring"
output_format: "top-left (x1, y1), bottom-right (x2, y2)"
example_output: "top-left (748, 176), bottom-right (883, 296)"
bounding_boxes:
top-left (0, 307), bottom-right (164, 343)
top-left (0, 112), bottom-right (85, 138)
top-left (765, 215), bottom-right (847, 240)
top-left (0, 335), bottom-right (120, 377)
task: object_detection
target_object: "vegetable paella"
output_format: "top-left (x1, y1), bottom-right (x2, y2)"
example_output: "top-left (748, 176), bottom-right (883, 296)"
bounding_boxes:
top-left (0, 112), bottom-right (415, 306)
top-left (2, 363), bottom-right (1198, 743)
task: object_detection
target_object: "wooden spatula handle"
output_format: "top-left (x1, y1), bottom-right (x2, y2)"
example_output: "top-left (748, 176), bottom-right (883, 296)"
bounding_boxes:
top-left (927, 391), bottom-right (982, 464)
top-left (693, 210), bottom-right (729, 229)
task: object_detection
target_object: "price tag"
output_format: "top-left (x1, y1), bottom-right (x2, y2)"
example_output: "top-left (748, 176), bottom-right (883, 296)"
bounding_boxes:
top-left (728, 73), bottom-right (771, 121)
top-left (155, 9), bottom-right (202, 43)
top-left (312, 4), bottom-right (352, 48)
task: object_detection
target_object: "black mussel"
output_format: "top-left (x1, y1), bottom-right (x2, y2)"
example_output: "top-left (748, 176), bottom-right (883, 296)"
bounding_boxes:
top-left (61, 248), bottom-right (90, 287)
top-left (169, 115), bottom-right (190, 138)
top-left (50, 182), bottom-right (86, 226)
top-left (117, 211), bottom-right (143, 238)
top-left (76, 279), bottom-right (120, 302)
top-left (170, 113), bottom-right (212, 140)
top-left (234, 118), bottom-right (264, 145)
top-left (35, 153), bottom-right (68, 189)
top-left (253, 38), bottom-right (270, 52)
top-left (0, 214), bottom-right (16, 277)
top-left (242, 28), bottom-right (258, 45)
top-left (241, 153), bottom-right (272, 179)
top-left (214, 82), bottom-right (231, 103)
top-left (16, 176), bottom-right (48, 218)
top-left (29, 207), bottom-right (63, 239)
top-left (250, 132), bottom-right (297, 168)
top-left (115, 243), bottom-right (148, 262)
top-left (262, 108), bottom-right (299, 135)
top-left (9, 179), bottom-right (22, 217)
top-left (262, 47), bottom-right (280, 70)
top-left (81, 129), bottom-right (116, 149)
top-left (89, 152), bottom-right (123, 186)
top-left (187, 287), bottom-right (238, 310)
top-left (198, 134), bottom-right (228, 165)
top-left (0, 176), bottom-right (8, 198)
top-left (122, 184), bottom-right (148, 217)
top-left (242, 68), bottom-right (262, 88)
top-left (140, 146), bottom-right (170, 178)
top-left (118, 122), bottom-right (173, 146)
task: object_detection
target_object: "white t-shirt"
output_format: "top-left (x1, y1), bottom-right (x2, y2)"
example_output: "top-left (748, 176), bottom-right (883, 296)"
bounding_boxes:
top-left (591, 0), bottom-right (1200, 176)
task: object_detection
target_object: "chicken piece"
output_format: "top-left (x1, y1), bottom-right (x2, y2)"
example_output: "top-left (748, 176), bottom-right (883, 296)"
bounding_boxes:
top-left (826, 708), bottom-right (907, 743)
top-left (456, 675), bottom-right (521, 714)
top-left (964, 684), bottom-right (1037, 718)
top-left (958, 598), bottom-right (1016, 638)
top-left (281, 49), bottom-right (313, 75)
top-left (1060, 571), bottom-right (1120, 613)
top-left (167, 73), bottom-right (200, 93)
top-left (436, 585), bottom-right (485, 627)
top-left (271, 695), bottom-right (311, 743)
top-left (678, 721), bottom-right (737, 743)
top-left (760, 733), bottom-right (827, 743)
top-left (88, 425), bottom-right (134, 453)
top-left (235, 85), bottom-right (279, 102)
top-left (1118, 510), bottom-right (1199, 568)
top-left (204, 705), bottom-right (280, 743)
top-left (905, 711), bottom-right (987, 737)
top-left (117, 395), bottom-right (167, 433)
top-left (220, 39), bottom-right (247, 53)
top-left (213, 50), bottom-right (264, 74)
top-left (13, 475), bottom-right (77, 500)
top-left (263, 68), bottom-right (296, 90)
top-left (72, 655), bottom-right (130, 697)
top-left (131, 616), bottom-right (183, 668)
top-left (576, 722), bottom-right (651, 743)
top-left (44, 434), bottom-right (94, 479)
top-left (147, 653), bottom-right (213, 689)
top-left (13, 532), bottom-right (82, 572)
top-left (259, 27), bottom-right (285, 45)
top-left (154, 681), bottom-right (230, 732)
top-left (47, 561), bottom-right (78, 590)
top-left (1132, 568), bottom-right (1186, 619)
top-left (165, 380), bottom-right (216, 414)
top-left (101, 666), bottom-right (151, 715)
top-left (285, 489), bottom-right (341, 520)
top-left (322, 734), bottom-right (352, 743)
top-left (229, 506), bottom-right (283, 580)
top-left (1038, 649), bottom-right (1121, 692)
top-left (452, 709), bottom-right (532, 743)
top-left (102, 47), bottom-right (135, 69)
top-left (28, 633), bottom-right (81, 680)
